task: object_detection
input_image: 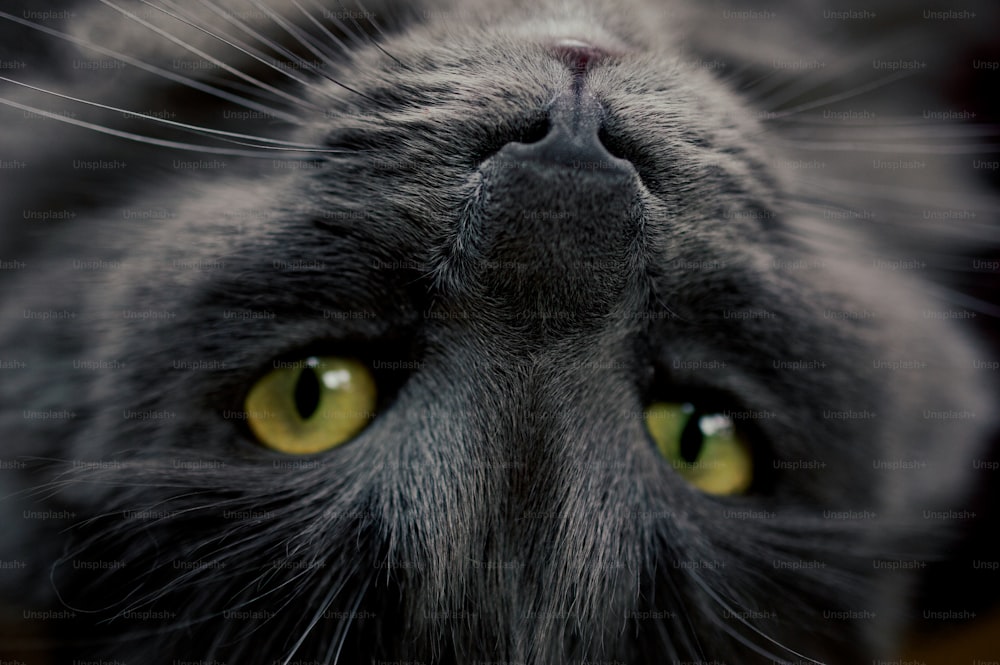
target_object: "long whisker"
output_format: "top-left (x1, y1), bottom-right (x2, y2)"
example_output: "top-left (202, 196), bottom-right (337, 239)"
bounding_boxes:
top-left (772, 138), bottom-right (1000, 154)
top-left (329, 574), bottom-right (371, 664)
top-left (0, 95), bottom-right (323, 158)
top-left (198, 0), bottom-right (378, 104)
top-left (731, 67), bottom-right (785, 94)
top-left (0, 10), bottom-right (303, 124)
top-left (349, 0), bottom-right (406, 70)
top-left (765, 115), bottom-right (997, 131)
top-left (790, 177), bottom-right (1000, 215)
top-left (304, 0), bottom-right (369, 51)
top-left (196, 0), bottom-right (307, 57)
top-left (253, 0), bottom-right (346, 68)
top-left (745, 30), bottom-right (930, 112)
top-left (685, 569), bottom-right (824, 665)
top-left (656, 556), bottom-right (707, 660)
top-left (245, 0), bottom-right (377, 101)
top-left (0, 76), bottom-right (333, 150)
top-left (915, 282), bottom-right (1000, 318)
top-left (98, 0), bottom-right (320, 113)
top-left (279, 561), bottom-right (359, 665)
top-left (764, 70), bottom-right (916, 119)
top-left (291, 0), bottom-right (356, 58)
top-left (140, 0), bottom-right (336, 100)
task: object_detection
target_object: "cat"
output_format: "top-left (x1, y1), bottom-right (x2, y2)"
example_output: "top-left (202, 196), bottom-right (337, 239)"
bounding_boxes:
top-left (0, 0), bottom-right (998, 663)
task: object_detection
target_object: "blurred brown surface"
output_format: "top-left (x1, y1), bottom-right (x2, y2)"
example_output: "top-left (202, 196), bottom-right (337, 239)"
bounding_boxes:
top-left (903, 608), bottom-right (1000, 664)
top-left (2, 612), bottom-right (1000, 664)
top-left (0, 618), bottom-right (49, 665)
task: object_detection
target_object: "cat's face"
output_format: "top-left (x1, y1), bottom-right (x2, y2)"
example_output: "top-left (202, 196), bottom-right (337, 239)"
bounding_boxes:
top-left (0, 1), bottom-right (996, 663)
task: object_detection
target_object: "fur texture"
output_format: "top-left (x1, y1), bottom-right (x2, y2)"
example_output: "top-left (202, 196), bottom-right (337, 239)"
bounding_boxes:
top-left (0, 1), bottom-right (998, 663)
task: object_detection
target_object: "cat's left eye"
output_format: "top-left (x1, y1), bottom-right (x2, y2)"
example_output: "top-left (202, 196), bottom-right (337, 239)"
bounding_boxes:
top-left (644, 402), bottom-right (753, 495)
top-left (244, 356), bottom-right (376, 455)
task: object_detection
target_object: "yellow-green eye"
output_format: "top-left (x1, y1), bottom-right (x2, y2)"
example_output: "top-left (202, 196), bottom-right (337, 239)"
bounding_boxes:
top-left (245, 356), bottom-right (376, 455)
top-left (644, 402), bottom-right (753, 495)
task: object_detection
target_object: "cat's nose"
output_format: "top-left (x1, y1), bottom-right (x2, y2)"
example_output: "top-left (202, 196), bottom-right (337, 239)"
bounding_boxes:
top-left (550, 38), bottom-right (609, 73)
top-left (499, 86), bottom-right (630, 175)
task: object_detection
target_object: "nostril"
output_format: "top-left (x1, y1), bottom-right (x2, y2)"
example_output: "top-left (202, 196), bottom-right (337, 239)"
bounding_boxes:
top-left (518, 116), bottom-right (551, 145)
top-left (597, 126), bottom-right (628, 161)
top-left (471, 116), bottom-right (551, 165)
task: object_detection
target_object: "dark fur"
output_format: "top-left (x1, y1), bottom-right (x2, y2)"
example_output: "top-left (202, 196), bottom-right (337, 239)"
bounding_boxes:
top-left (1, 1), bottom-right (998, 663)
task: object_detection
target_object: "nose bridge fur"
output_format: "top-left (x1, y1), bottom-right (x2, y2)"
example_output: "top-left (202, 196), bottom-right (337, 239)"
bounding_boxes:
top-left (394, 336), bottom-right (646, 660)
top-left (528, 355), bottom-right (648, 659)
top-left (497, 346), bottom-right (647, 659)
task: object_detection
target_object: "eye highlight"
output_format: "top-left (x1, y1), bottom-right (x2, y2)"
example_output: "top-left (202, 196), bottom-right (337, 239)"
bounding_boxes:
top-left (644, 402), bottom-right (753, 495)
top-left (244, 356), bottom-right (376, 455)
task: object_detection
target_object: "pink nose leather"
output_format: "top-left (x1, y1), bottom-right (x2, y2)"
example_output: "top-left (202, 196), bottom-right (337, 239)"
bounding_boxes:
top-left (551, 38), bottom-right (610, 73)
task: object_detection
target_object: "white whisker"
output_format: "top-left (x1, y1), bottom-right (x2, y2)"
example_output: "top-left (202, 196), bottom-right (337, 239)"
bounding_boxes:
top-left (0, 95), bottom-right (322, 157)
top-left (790, 177), bottom-right (1000, 215)
top-left (306, 0), bottom-right (369, 51)
top-left (328, 575), bottom-right (371, 664)
top-left (766, 115), bottom-right (998, 133)
top-left (291, 0), bottom-right (364, 65)
top-left (348, 0), bottom-right (406, 69)
top-left (685, 569), bottom-right (825, 665)
top-left (291, 0), bottom-right (355, 57)
top-left (0, 10), bottom-right (303, 124)
top-left (732, 67), bottom-right (784, 95)
top-left (747, 34), bottom-right (925, 112)
top-left (247, 0), bottom-right (343, 68)
top-left (921, 283), bottom-right (1000, 318)
top-left (198, 0), bottom-right (379, 104)
top-left (98, 0), bottom-right (321, 113)
top-left (0, 76), bottom-right (335, 150)
top-left (773, 138), bottom-right (1000, 154)
top-left (765, 70), bottom-right (916, 119)
top-left (141, 0), bottom-right (338, 100)
top-left (280, 562), bottom-right (359, 665)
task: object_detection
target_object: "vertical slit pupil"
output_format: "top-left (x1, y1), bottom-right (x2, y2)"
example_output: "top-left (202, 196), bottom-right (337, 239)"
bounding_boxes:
top-left (680, 413), bottom-right (704, 464)
top-left (294, 367), bottom-right (322, 420)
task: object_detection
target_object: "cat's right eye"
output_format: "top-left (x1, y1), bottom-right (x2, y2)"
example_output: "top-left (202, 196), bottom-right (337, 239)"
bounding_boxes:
top-left (643, 402), bottom-right (753, 495)
top-left (244, 356), bottom-right (377, 455)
